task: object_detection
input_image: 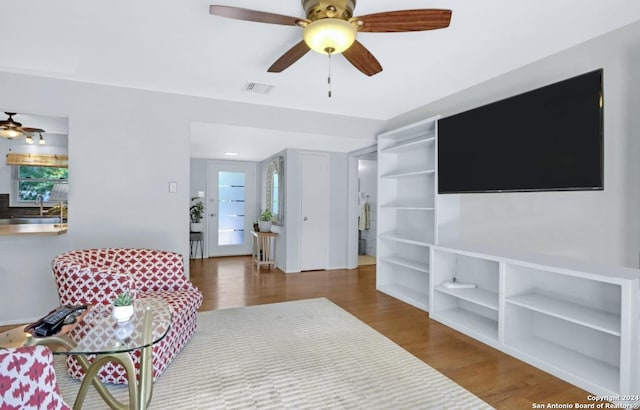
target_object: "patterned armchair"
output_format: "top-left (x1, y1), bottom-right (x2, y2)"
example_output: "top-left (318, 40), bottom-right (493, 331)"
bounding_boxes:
top-left (51, 248), bottom-right (203, 384)
top-left (0, 345), bottom-right (71, 410)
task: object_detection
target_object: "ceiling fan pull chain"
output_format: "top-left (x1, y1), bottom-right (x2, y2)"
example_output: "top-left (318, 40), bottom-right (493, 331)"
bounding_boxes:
top-left (327, 51), bottom-right (332, 98)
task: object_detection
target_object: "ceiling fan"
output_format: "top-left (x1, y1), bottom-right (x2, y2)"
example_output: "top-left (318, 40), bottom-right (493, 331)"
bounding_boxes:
top-left (209, 0), bottom-right (452, 76)
top-left (0, 112), bottom-right (46, 144)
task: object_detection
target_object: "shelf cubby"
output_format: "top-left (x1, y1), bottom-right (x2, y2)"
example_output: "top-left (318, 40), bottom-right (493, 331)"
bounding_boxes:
top-left (379, 231), bottom-right (432, 247)
top-left (380, 135), bottom-right (435, 154)
top-left (381, 255), bottom-right (429, 273)
top-left (435, 286), bottom-right (498, 311)
top-left (377, 283), bottom-right (429, 312)
top-left (431, 300), bottom-right (499, 343)
top-left (505, 303), bottom-right (621, 394)
top-left (506, 292), bottom-right (620, 336)
top-left (381, 169), bottom-right (435, 179)
top-left (377, 259), bottom-right (430, 311)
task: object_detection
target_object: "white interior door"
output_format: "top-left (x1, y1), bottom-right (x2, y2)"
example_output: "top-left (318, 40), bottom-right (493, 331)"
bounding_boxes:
top-left (300, 153), bottom-right (329, 271)
top-left (207, 161), bottom-right (255, 257)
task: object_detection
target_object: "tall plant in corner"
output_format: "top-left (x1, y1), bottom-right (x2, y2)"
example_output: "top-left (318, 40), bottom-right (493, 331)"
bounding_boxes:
top-left (190, 197), bottom-right (204, 232)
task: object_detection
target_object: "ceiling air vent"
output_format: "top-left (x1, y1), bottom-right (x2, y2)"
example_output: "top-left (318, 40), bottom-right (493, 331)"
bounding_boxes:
top-left (242, 81), bottom-right (275, 95)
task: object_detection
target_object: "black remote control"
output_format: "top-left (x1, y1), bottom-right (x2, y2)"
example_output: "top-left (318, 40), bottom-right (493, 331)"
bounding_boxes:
top-left (33, 305), bottom-right (87, 337)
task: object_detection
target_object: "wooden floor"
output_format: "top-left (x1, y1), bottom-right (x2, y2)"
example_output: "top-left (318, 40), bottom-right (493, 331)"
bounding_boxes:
top-left (191, 256), bottom-right (593, 410)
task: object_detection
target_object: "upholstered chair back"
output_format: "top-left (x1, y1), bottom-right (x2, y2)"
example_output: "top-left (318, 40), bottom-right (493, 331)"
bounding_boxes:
top-left (51, 248), bottom-right (134, 306)
top-left (109, 248), bottom-right (191, 294)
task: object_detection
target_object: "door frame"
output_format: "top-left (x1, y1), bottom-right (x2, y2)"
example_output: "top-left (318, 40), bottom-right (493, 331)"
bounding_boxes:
top-left (347, 144), bottom-right (377, 269)
top-left (206, 160), bottom-right (258, 258)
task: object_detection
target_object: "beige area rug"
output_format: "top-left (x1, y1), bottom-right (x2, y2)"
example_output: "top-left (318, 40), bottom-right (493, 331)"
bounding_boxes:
top-left (56, 298), bottom-right (492, 409)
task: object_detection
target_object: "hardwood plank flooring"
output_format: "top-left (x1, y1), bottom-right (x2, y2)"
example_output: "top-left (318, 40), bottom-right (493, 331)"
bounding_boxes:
top-left (1, 256), bottom-right (594, 409)
top-left (190, 256), bottom-right (594, 410)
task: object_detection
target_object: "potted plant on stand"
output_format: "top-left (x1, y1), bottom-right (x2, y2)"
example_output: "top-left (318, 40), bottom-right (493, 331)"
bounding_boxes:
top-left (190, 197), bottom-right (204, 232)
top-left (258, 209), bottom-right (273, 232)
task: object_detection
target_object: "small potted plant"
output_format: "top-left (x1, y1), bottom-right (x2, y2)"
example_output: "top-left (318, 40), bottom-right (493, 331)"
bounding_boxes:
top-left (190, 197), bottom-right (204, 232)
top-left (258, 209), bottom-right (273, 232)
top-left (112, 291), bottom-right (134, 322)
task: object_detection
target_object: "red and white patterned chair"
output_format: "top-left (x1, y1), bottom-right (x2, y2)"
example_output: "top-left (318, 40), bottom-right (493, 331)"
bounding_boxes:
top-left (0, 345), bottom-right (71, 410)
top-left (51, 248), bottom-right (203, 384)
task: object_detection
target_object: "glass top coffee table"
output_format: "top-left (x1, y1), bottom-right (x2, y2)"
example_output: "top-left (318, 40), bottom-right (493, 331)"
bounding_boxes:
top-left (0, 297), bottom-right (172, 410)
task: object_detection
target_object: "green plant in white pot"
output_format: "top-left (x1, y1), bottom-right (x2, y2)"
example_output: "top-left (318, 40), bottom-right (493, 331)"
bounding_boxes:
top-left (112, 291), bottom-right (134, 322)
top-left (190, 197), bottom-right (204, 232)
top-left (258, 209), bottom-right (273, 232)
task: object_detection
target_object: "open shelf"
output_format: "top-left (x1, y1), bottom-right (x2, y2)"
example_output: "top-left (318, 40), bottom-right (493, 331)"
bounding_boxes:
top-left (381, 255), bottom-right (429, 273)
top-left (381, 169), bottom-right (435, 179)
top-left (435, 286), bottom-right (498, 311)
top-left (377, 283), bottom-right (429, 311)
top-left (381, 201), bottom-right (435, 210)
top-left (379, 232), bottom-right (431, 247)
top-left (380, 136), bottom-right (435, 154)
top-left (432, 308), bottom-right (498, 342)
top-left (507, 293), bottom-right (620, 336)
top-left (506, 337), bottom-right (620, 394)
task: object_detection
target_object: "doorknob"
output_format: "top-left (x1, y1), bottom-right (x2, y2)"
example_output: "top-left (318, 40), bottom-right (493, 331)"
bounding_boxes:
top-left (210, 213), bottom-right (217, 217)
top-left (303, 216), bottom-right (308, 221)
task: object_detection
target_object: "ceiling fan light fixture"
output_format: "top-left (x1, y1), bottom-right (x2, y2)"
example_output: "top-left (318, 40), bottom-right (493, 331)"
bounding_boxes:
top-left (39, 133), bottom-right (45, 144)
top-left (0, 128), bottom-right (23, 139)
top-left (0, 112), bottom-right (24, 139)
top-left (303, 18), bottom-right (356, 55)
top-left (25, 134), bottom-right (33, 144)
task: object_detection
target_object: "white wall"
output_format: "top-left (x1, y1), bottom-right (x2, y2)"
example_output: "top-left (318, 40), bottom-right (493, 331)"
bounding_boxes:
top-left (0, 70), bottom-right (381, 325)
top-left (387, 20), bottom-right (640, 268)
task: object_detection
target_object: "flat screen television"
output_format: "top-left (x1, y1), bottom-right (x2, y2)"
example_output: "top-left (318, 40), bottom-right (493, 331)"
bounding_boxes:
top-left (438, 69), bottom-right (604, 194)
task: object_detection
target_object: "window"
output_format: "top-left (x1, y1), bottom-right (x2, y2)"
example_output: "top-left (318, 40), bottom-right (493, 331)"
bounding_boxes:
top-left (16, 165), bottom-right (68, 203)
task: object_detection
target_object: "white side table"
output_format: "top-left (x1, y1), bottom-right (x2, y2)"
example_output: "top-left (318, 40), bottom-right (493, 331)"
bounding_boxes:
top-left (251, 231), bottom-right (278, 271)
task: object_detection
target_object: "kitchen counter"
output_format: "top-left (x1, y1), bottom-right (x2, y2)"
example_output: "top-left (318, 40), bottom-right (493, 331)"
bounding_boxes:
top-left (0, 223), bottom-right (68, 236)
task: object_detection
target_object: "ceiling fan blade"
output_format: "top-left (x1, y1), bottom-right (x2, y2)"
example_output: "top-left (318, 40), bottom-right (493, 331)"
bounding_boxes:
top-left (355, 9), bottom-right (452, 33)
top-left (268, 41), bottom-right (311, 73)
top-left (209, 5), bottom-right (305, 27)
top-left (342, 40), bottom-right (382, 77)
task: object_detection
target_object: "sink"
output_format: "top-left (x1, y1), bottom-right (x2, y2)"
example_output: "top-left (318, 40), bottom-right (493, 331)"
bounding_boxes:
top-left (0, 217), bottom-right (62, 225)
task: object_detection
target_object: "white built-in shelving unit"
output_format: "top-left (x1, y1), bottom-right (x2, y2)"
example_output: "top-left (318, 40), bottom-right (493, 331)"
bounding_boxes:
top-left (430, 241), bottom-right (640, 401)
top-left (376, 116), bottom-right (440, 311)
top-left (376, 116), bottom-right (640, 400)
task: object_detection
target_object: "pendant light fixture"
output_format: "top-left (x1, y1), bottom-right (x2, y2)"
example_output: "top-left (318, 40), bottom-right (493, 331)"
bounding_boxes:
top-left (23, 127), bottom-right (45, 145)
top-left (0, 112), bottom-right (46, 144)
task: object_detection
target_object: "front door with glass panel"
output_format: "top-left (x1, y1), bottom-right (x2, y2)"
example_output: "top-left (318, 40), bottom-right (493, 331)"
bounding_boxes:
top-left (207, 161), bottom-right (256, 257)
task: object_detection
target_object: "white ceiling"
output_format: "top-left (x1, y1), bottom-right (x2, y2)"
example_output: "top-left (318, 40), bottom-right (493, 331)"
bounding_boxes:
top-left (2, 0), bottom-right (639, 160)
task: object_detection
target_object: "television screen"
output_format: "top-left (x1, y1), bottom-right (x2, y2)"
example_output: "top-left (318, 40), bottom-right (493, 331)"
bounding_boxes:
top-left (438, 69), bottom-right (604, 194)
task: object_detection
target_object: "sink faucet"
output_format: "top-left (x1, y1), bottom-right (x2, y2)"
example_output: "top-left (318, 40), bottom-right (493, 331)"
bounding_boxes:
top-left (35, 194), bottom-right (44, 216)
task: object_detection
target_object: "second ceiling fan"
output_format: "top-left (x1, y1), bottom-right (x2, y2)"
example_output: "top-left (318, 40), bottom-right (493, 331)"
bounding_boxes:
top-left (209, 0), bottom-right (452, 76)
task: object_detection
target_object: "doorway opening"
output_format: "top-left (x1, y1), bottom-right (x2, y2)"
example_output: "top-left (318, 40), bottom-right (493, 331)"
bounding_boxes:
top-left (348, 145), bottom-right (377, 269)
